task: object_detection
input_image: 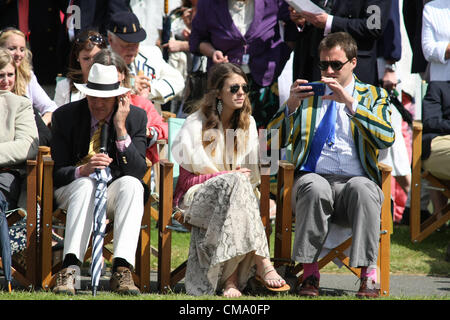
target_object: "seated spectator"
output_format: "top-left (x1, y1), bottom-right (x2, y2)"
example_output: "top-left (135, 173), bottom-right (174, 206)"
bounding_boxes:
top-left (107, 11), bottom-right (185, 112)
top-left (171, 63), bottom-right (289, 297)
top-left (0, 48), bottom-right (39, 262)
top-left (51, 63), bottom-right (148, 295)
top-left (421, 0), bottom-right (450, 81)
top-left (54, 30), bottom-right (107, 107)
top-left (92, 48), bottom-right (168, 165)
top-left (0, 27), bottom-right (57, 125)
top-left (266, 32), bottom-right (394, 298)
top-left (421, 81), bottom-right (450, 215)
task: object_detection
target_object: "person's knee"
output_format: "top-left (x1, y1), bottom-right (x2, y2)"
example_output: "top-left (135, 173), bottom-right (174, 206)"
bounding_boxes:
top-left (295, 174), bottom-right (332, 202)
top-left (70, 177), bottom-right (96, 196)
top-left (346, 177), bottom-right (381, 200)
top-left (114, 176), bottom-right (144, 193)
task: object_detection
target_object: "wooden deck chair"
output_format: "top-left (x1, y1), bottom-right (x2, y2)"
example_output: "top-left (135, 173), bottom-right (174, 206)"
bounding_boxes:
top-left (272, 160), bottom-right (392, 296)
top-left (0, 146), bottom-right (50, 289)
top-left (38, 154), bottom-right (152, 293)
top-left (157, 160), bottom-right (272, 293)
top-left (410, 121), bottom-right (450, 243)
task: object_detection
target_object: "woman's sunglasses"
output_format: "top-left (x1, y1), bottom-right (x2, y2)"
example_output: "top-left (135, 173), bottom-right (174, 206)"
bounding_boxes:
top-left (318, 59), bottom-right (350, 71)
top-left (75, 34), bottom-right (104, 45)
top-left (229, 84), bottom-right (250, 94)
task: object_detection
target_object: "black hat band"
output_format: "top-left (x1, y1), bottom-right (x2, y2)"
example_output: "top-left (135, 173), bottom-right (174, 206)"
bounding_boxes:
top-left (86, 81), bottom-right (120, 91)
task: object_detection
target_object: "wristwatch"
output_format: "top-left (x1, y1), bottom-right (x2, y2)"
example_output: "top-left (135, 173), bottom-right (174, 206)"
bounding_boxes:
top-left (117, 134), bottom-right (129, 141)
top-left (385, 64), bottom-right (396, 72)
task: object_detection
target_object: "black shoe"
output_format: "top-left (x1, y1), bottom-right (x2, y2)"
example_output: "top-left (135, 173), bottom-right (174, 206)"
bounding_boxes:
top-left (400, 207), bottom-right (432, 225)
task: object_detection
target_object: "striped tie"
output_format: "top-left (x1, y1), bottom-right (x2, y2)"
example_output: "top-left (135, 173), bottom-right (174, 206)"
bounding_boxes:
top-left (77, 121), bottom-right (105, 166)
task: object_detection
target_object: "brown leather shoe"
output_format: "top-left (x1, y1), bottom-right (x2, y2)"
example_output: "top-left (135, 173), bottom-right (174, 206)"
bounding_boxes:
top-left (356, 277), bottom-right (380, 298)
top-left (53, 267), bottom-right (77, 295)
top-left (298, 275), bottom-right (319, 297)
top-left (110, 266), bottom-right (140, 295)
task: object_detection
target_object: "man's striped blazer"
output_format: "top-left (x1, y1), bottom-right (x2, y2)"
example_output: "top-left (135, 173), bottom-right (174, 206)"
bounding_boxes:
top-left (266, 76), bottom-right (395, 185)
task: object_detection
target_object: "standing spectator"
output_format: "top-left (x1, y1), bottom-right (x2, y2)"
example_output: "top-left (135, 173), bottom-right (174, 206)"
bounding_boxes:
top-left (421, 0), bottom-right (450, 82)
top-left (403, 0), bottom-right (429, 77)
top-left (376, 0), bottom-right (412, 223)
top-left (130, 0), bottom-right (182, 47)
top-left (57, 0), bottom-right (131, 76)
top-left (0, 27), bottom-right (57, 125)
top-left (189, 0), bottom-right (295, 128)
top-left (0, 0), bottom-right (63, 85)
top-left (290, 0), bottom-right (391, 85)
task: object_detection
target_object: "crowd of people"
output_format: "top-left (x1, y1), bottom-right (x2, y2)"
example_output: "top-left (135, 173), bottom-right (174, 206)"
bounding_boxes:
top-left (0, 0), bottom-right (448, 297)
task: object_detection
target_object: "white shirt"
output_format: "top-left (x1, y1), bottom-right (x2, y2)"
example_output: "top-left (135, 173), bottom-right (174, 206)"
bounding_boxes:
top-left (422, 0), bottom-right (450, 81)
top-left (314, 77), bottom-right (366, 177)
top-left (53, 77), bottom-right (86, 107)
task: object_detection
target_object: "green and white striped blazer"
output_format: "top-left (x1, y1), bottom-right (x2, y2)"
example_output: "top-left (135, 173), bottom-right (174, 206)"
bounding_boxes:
top-left (266, 76), bottom-right (395, 185)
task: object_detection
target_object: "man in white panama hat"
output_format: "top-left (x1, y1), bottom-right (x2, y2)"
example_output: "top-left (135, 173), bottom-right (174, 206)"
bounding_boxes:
top-left (50, 63), bottom-right (148, 295)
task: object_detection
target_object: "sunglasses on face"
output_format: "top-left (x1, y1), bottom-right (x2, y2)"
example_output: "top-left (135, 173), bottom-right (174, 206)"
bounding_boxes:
top-left (229, 84), bottom-right (250, 94)
top-left (75, 34), bottom-right (104, 45)
top-left (318, 59), bottom-right (350, 71)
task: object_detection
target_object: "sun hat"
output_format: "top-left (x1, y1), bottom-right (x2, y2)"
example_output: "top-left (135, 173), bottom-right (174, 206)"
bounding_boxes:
top-left (74, 63), bottom-right (130, 98)
top-left (108, 11), bottom-right (147, 43)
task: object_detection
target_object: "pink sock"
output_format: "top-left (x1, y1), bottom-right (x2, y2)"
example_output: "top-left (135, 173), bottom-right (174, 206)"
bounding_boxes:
top-left (303, 262), bottom-right (320, 280)
top-left (361, 267), bottom-right (377, 282)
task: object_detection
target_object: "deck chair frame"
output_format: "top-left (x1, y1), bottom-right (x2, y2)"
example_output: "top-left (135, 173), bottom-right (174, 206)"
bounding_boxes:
top-left (39, 154), bottom-right (152, 292)
top-left (410, 121), bottom-right (450, 243)
top-left (272, 160), bottom-right (391, 296)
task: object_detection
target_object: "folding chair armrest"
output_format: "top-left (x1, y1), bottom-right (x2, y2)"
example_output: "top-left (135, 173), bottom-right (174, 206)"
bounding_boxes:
top-left (413, 120), bottom-right (423, 133)
top-left (377, 162), bottom-right (392, 174)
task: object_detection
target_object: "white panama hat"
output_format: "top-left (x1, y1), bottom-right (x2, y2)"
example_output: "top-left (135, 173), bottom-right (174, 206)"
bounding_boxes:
top-left (74, 63), bottom-right (130, 98)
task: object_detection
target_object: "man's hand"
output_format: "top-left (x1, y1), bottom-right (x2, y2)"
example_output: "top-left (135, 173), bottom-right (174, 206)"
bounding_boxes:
top-left (321, 77), bottom-right (355, 113)
top-left (445, 43), bottom-right (450, 60)
top-left (79, 153), bottom-right (113, 176)
top-left (286, 79), bottom-right (315, 113)
top-left (162, 39), bottom-right (189, 53)
top-left (289, 7), bottom-right (306, 27)
top-left (300, 11), bottom-right (328, 29)
top-left (133, 74), bottom-right (152, 96)
top-left (212, 50), bottom-right (229, 64)
top-left (114, 93), bottom-right (130, 138)
top-left (42, 112), bottom-right (52, 126)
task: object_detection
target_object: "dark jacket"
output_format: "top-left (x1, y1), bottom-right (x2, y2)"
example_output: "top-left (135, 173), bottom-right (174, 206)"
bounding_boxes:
top-left (422, 81), bottom-right (450, 159)
top-left (293, 0), bottom-right (391, 85)
top-left (50, 98), bottom-right (147, 189)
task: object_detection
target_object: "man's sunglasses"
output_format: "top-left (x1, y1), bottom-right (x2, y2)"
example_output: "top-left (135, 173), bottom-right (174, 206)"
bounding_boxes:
top-left (318, 59), bottom-right (350, 71)
top-left (229, 84), bottom-right (250, 94)
top-left (75, 34), bottom-right (104, 45)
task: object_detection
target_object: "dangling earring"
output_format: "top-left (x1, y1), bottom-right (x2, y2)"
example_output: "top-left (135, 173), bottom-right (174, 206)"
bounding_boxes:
top-left (216, 99), bottom-right (223, 116)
